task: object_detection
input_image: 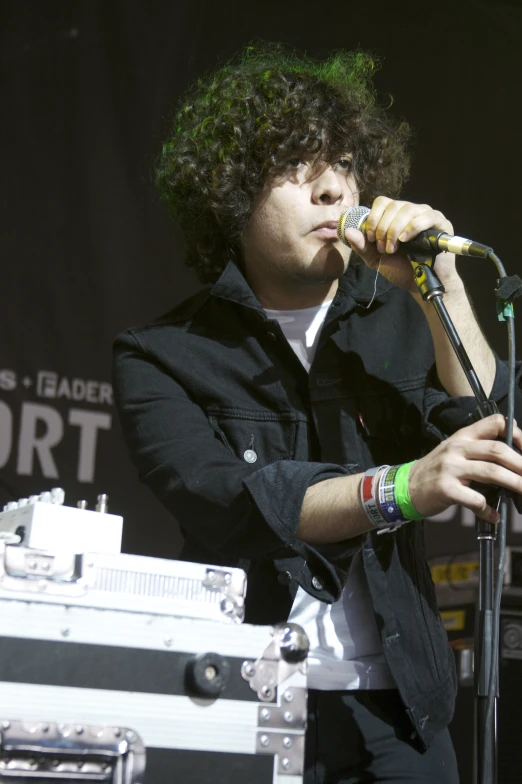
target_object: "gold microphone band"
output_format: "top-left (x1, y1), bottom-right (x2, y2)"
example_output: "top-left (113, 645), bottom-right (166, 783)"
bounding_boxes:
top-left (337, 210), bottom-right (351, 246)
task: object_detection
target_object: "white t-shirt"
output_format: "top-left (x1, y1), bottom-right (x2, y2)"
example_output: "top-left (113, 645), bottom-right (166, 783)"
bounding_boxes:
top-left (265, 301), bottom-right (395, 691)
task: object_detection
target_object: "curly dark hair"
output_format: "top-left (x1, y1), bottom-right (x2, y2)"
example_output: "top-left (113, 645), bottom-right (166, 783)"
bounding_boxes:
top-left (156, 43), bottom-right (411, 283)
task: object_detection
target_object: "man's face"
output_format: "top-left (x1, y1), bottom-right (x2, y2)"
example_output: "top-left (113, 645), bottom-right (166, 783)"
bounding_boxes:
top-left (240, 155), bottom-right (359, 306)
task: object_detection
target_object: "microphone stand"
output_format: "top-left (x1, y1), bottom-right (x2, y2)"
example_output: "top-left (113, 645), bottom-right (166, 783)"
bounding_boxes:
top-left (407, 249), bottom-right (498, 784)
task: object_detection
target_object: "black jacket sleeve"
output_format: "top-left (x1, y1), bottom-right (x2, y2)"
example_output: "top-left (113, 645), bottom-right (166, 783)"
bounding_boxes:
top-left (113, 329), bottom-right (351, 565)
top-left (423, 353), bottom-right (522, 441)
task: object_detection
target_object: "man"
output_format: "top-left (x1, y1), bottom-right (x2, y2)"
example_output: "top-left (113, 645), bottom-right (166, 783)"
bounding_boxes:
top-left (113, 45), bottom-right (522, 782)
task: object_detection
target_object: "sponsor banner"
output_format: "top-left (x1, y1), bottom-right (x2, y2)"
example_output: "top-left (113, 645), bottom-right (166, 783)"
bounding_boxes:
top-left (1, 367), bottom-right (112, 486)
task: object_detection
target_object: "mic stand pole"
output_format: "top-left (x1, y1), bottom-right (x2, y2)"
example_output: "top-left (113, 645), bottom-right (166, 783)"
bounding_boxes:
top-left (407, 250), bottom-right (498, 784)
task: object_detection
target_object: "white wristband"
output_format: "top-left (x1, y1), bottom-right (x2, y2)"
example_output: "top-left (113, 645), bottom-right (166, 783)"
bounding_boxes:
top-left (360, 465), bottom-right (390, 529)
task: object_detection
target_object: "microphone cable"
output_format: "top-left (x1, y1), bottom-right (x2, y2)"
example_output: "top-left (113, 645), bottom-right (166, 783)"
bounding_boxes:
top-left (481, 250), bottom-right (520, 781)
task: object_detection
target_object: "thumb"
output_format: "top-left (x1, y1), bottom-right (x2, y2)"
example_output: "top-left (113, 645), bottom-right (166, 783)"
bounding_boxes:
top-left (344, 227), bottom-right (382, 269)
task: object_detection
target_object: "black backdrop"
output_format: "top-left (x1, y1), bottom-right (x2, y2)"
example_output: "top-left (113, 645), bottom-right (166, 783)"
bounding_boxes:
top-left (2, 0), bottom-right (522, 561)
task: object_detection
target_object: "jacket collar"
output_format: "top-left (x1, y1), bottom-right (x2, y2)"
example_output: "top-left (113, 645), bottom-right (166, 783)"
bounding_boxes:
top-left (210, 261), bottom-right (264, 313)
top-left (210, 258), bottom-right (394, 315)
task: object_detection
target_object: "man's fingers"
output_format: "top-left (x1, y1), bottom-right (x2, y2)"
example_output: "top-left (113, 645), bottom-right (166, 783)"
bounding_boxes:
top-left (457, 485), bottom-right (500, 524)
top-left (395, 208), bottom-right (452, 246)
top-left (361, 197), bottom-right (453, 254)
top-left (459, 413), bottom-right (521, 444)
top-left (368, 200), bottom-right (407, 252)
top-left (459, 439), bottom-right (522, 475)
top-left (363, 196), bottom-right (394, 243)
top-left (460, 459), bottom-right (522, 496)
top-left (409, 415), bottom-right (522, 522)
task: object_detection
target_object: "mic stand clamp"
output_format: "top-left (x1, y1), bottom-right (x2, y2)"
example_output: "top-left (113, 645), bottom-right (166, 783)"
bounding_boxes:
top-left (407, 249), bottom-right (498, 784)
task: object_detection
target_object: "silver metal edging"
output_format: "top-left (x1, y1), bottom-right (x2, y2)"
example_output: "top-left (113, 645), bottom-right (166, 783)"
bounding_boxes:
top-left (0, 599), bottom-right (271, 657)
top-left (0, 682), bottom-right (304, 781)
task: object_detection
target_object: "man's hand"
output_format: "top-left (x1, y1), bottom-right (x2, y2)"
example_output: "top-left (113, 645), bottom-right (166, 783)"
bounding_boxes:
top-left (409, 415), bottom-right (522, 524)
top-left (298, 415), bottom-right (520, 545)
top-left (344, 196), bottom-right (459, 294)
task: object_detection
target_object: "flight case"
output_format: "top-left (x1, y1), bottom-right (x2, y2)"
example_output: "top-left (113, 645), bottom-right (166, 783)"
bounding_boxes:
top-left (0, 543), bottom-right (308, 783)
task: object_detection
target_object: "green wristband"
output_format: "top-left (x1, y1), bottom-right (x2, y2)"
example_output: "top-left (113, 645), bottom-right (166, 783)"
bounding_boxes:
top-left (394, 461), bottom-right (424, 521)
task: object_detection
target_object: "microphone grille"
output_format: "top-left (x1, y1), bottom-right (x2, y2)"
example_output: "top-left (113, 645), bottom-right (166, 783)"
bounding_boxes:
top-left (337, 206), bottom-right (371, 245)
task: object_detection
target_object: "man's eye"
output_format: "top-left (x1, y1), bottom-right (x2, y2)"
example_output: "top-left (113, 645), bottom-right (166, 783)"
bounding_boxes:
top-left (334, 158), bottom-right (353, 171)
top-left (288, 159), bottom-right (306, 169)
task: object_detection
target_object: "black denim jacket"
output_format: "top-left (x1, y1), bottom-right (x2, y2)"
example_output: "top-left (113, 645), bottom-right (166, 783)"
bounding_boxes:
top-left (113, 260), bottom-right (521, 749)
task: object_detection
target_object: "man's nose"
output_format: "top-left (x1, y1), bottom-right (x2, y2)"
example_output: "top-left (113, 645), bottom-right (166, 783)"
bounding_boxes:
top-left (311, 166), bottom-right (344, 204)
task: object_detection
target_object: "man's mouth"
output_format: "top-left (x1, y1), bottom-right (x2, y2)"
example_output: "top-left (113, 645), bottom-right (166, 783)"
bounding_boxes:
top-left (312, 221), bottom-right (340, 239)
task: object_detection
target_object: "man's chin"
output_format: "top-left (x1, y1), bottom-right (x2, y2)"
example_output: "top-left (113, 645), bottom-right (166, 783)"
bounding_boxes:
top-left (302, 246), bottom-right (349, 284)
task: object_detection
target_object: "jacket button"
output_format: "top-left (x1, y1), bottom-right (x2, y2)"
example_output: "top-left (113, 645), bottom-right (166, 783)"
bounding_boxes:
top-left (278, 571), bottom-right (292, 585)
top-left (311, 576), bottom-right (324, 591)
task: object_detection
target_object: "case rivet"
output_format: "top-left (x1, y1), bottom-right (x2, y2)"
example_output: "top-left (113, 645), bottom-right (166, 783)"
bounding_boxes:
top-left (221, 599), bottom-right (235, 616)
top-left (283, 736), bottom-right (292, 748)
top-left (260, 708), bottom-right (271, 722)
top-left (260, 734), bottom-right (270, 747)
top-left (283, 690), bottom-right (293, 702)
top-left (283, 711), bottom-right (293, 723)
top-left (281, 758), bottom-right (291, 770)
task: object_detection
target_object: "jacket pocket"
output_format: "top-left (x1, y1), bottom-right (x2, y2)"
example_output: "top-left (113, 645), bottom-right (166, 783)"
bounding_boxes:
top-left (310, 366), bottom-right (427, 469)
top-left (353, 377), bottom-right (426, 467)
top-left (207, 406), bottom-right (299, 467)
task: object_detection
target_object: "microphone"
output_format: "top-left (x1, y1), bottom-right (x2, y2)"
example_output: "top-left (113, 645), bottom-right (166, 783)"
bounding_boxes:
top-left (337, 206), bottom-right (492, 258)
